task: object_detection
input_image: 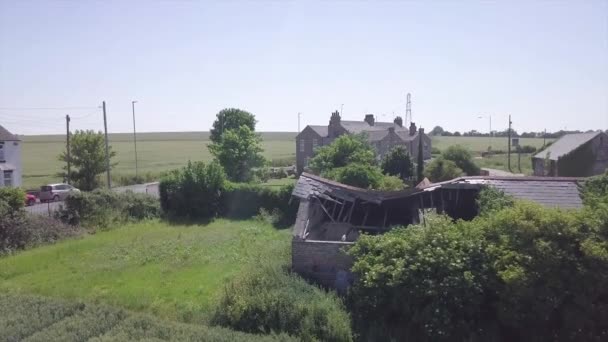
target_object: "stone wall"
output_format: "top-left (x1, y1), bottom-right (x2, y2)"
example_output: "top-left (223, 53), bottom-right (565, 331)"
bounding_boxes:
top-left (292, 239), bottom-right (354, 291)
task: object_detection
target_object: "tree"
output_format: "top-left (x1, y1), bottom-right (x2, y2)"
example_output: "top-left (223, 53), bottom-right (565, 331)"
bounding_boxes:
top-left (442, 145), bottom-right (480, 176)
top-left (308, 134), bottom-right (376, 175)
top-left (381, 146), bottom-right (414, 181)
top-left (58, 130), bottom-right (116, 191)
top-left (210, 108), bottom-right (256, 144)
top-left (430, 126), bottom-right (445, 136)
top-left (209, 125), bottom-right (265, 182)
top-left (424, 157), bottom-right (463, 182)
top-left (416, 136), bottom-right (424, 183)
top-left (326, 164), bottom-right (384, 189)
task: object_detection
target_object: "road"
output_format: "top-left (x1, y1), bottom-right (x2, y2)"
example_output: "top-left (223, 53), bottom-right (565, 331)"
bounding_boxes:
top-left (24, 182), bottom-right (160, 216)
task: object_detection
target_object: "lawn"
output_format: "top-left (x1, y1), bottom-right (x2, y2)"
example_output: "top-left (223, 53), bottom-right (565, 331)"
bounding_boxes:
top-left (0, 219), bottom-right (291, 323)
top-left (431, 136), bottom-right (551, 154)
top-left (474, 153), bottom-right (534, 175)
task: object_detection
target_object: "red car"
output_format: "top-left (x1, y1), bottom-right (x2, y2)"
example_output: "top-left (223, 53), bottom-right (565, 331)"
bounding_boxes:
top-left (25, 193), bottom-right (37, 206)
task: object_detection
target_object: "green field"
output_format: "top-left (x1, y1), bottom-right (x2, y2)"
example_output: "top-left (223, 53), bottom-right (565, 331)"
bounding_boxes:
top-left (0, 219), bottom-right (291, 323)
top-left (21, 132), bottom-right (297, 189)
top-left (21, 133), bottom-right (551, 189)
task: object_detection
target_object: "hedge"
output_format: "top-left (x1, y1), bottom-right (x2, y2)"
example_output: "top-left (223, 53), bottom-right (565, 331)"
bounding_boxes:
top-left (221, 182), bottom-right (297, 226)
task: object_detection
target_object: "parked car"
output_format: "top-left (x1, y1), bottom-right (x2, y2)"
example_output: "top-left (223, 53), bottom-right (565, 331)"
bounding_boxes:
top-left (39, 183), bottom-right (80, 202)
top-left (25, 193), bottom-right (36, 206)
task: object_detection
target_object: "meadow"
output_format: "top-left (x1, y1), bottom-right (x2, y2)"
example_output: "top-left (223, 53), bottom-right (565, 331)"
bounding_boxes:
top-left (0, 219), bottom-right (291, 323)
top-left (21, 132), bottom-right (551, 189)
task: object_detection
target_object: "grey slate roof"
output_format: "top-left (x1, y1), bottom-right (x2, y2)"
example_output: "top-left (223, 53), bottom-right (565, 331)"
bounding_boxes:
top-left (339, 120), bottom-right (406, 134)
top-left (534, 132), bottom-right (602, 161)
top-left (0, 125), bottom-right (20, 141)
top-left (396, 131), bottom-right (418, 142)
top-left (308, 125), bottom-right (328, 137)
top-left (364, 130), bottom-right (390, 142)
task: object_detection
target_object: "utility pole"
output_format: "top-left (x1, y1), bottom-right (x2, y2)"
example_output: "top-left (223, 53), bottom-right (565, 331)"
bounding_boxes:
top-left (132, 101), bottom-right (138, 178)
top-left (507, 115), bottom-right (512, 172)
top-left (66, 114), bottom-right (71, 184)
top-left (103, 101), bottom-right (111, 188)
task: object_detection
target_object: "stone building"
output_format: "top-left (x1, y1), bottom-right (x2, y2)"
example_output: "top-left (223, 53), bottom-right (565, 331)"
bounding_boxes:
top-left (295, 111), bottom-right (432, 173)
top-left (533, 131), bottom-right (608, 177)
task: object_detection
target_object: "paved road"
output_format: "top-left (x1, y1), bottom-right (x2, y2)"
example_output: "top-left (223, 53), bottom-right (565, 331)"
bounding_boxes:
top-left (24, 182), bottom-right (160, 216)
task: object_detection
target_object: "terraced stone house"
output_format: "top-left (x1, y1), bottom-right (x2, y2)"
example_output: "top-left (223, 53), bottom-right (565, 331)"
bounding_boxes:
top-left (296, 111), bottom-right (431, 173)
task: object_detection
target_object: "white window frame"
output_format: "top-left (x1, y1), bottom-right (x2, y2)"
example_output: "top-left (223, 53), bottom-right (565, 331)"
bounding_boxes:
top-left (3, 170), bottom-right (12, 187)
top-left (299, 139), bottom-right (305, 152)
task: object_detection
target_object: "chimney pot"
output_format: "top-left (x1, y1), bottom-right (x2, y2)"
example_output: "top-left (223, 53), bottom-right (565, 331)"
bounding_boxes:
top-left (364, 114), bottom-right (375, 126)
top-left (409, 122), bottom-right (417, 136)
top-left (394, 116), bottom-right (403, 127)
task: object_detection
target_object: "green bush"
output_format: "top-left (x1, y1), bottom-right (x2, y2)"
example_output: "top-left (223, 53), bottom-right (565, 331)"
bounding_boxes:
top-left (377, 175), bottom-right (407, 191)
top-left (476, 186), bottom-right (514, 216)
top-left (212, 260), bottom-right (353, 342)
top-left (519, 145), bottom-right (537, 154)
top-left (159, 160), bottom-right (226, 220)
top-left (442, 145), bottom-right (481, 176)
top-left (348, 201), bottom-right (608, 341)
top-left (0, 187), bottom-right (25, 213)
top-left (221, 182), bottom-right (297, 227)
top-left (381, 146), bottom-right (414, 181)
top-left (325, 164), bottom-right (384, 189)
top-left (431, 147), bottom-right (441, 155)
top-left (57, 189), bottom-right (159, 229)
top-left (1, 214), bottom-right (82, 255)
top-left (424, 157), bottom-right (464, 182)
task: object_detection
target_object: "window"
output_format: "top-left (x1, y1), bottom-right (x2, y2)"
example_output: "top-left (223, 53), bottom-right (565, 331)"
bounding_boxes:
top-left (299, 139), bottom-right (305, 152)
top-left (0, 142), bottom-right (4, 162)
top-left (3, 170), bottom-right (12, 187)
top-left (312, 138), bottom-right (318, 149)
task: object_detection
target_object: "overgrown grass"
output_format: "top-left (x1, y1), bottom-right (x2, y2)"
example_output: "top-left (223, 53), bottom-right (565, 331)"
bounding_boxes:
top-left (0, 219), bottom-right (291, 323)
top-left (261, 177), bottom-right (297, 187)
top-left (0, 293), bottom-right (294, 341)
top-left (431, 136), bottom-right (551, 154)
top-left (474, 153), bottom-right (534, 175)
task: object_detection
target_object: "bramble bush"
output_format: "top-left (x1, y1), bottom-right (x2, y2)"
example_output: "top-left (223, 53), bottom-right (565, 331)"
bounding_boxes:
top-left (57, 189), bottom-right (160, 229)
top-left (212, 254), bottom-right (353, 342)
top-left (348, 183), bottom-right (608, 341)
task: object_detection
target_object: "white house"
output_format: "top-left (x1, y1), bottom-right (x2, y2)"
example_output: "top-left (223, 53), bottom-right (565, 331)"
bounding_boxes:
top-left (0, 125), bottom-right (22, 187)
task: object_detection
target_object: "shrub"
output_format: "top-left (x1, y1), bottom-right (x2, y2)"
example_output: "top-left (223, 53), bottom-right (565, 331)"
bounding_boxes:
top-left (57, 189), bottom-right (159, 229)
top-left (519, 145), bottom-right (537, 154)
top-left (476, 186), bottom-right (514, 216)
top-left (431, 147), bottom-right (441, 155)
top-left (221, 182), bottom-right (297, 227)
top-left (381, 146), bottom-right (414, 181)
top-left (442, 145), bottom-right (481, 176)
top-left (159, 161), bottom-right (226, 220)
top-left (309, 134), bottom-right (376, 175)
top-left (377, 175), bottom-right (406, 191)
top-left (424, 157), bottom-right (463, 182)
top-left (0, 187), bottom-right (25, 213)
top-left (325, 164), bottom-right (384, 189)
top-left (212, 260), bottom-right (353, 342)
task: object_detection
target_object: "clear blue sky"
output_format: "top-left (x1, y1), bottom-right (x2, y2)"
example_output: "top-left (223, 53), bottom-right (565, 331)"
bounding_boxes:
top-left (1, 1), bottom-right (606, 135)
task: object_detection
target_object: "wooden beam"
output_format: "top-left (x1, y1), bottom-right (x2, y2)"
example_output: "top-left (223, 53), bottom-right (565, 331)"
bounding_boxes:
top-left (337, 201), bottom-right (346, 221)
top-left (382, 207), bottom-right (388, 228)
top-left (331, 201), bottom-right (338, 217)
top-left (361, 205), bottom-right (370, 226)
top-left (346, 200), bottom-right (355, 223)
top-left (317, 198), bottom-right (336, 222)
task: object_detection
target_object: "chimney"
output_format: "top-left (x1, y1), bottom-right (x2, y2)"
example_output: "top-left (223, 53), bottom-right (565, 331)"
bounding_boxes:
top-left (419, 127), bottom-right (424, 135)
top-left (329, 110), bottom-right (341, 125)
top-left (329, 110), bottom-right (341, 138)
top-left (409, 122), bottom-right (417, 136)
top-left (364, 114), bottom-right (375, 126)
top-left (394, 116), bottom-right (403, 127)
top-left (388, 126), bottom-right (395, 134)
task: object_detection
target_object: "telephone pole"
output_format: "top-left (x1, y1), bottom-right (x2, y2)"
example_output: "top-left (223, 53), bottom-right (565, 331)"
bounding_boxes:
top-left (103, 101), bottom-right (111, 188)
top-left (66, 114), bottom-right (71, 184)
top-left (507, 115), bottom-right (512, 172)
top-left (132, 101), bottom-right (139, 178)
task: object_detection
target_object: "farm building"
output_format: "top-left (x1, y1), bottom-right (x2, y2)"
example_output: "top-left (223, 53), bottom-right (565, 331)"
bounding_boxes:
top-left (291, 173), bottom-right (585, 289)
top-left (0, 125), bottom-right (22, 187)
top-left (295, 111), bottom-right (432, 173)
top-left (532, 131), bottom-right (608, 177)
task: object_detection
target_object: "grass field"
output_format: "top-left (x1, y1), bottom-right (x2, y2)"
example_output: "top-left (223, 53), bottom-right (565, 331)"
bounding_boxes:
top-left (0, 219), bottom-right (291, 323)
top-left (21, 132), bottom-right (296, 189)
top-left (21, 132), bottom-right (551, 188)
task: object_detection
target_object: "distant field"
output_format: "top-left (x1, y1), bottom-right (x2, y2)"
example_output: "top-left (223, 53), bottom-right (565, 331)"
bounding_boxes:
top-left (22, 132), bottom-right (297, 189)
top-left (21, 133), bottom-right (550, 188)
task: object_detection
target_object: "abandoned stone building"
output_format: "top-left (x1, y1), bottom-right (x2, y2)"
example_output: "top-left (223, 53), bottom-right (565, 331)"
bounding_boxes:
top-left (291, 172), bottom-right (585, 290)
top-left (533, 131), bottom-right (608, 177)
top-left (295, 111), bottom-right (432, 173)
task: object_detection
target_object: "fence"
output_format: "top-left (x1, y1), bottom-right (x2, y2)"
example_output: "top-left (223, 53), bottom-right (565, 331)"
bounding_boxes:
top-left (24, 201), bottom-right (63, 217)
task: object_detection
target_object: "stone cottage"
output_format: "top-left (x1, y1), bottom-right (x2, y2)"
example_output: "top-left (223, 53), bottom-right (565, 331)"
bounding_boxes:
top-left (533, 131), bottom-right (608, 177)
top-left (295, 111), bottom-right (432, 173)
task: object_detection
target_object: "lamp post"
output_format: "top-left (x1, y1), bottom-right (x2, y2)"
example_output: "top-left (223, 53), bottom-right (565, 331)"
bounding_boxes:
top-left (132, 101), bottom-right (139, 178)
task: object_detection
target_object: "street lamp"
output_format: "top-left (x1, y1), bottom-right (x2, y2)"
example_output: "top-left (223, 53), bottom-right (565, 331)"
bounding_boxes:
top-left (132, 101), bottom-right (138, 178)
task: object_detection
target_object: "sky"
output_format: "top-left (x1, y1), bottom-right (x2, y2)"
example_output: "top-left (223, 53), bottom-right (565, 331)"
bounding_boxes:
top-left (0, 0), bottom-right (607, 135)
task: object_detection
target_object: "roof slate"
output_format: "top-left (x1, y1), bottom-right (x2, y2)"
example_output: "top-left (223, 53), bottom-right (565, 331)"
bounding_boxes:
top-left (534, 132), bottom-right (602, 161)
top-left (308, 125), bottom-right (328, 137)
top-left (0, 125), bottom-right (20, 141)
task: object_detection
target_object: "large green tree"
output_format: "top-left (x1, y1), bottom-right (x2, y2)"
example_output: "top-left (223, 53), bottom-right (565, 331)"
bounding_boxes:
top-left (209, 125), bottom-right (265, 182)
top-left (424, 156), bottom-right (463, 182)
top-left (442, 145), bottom-right (480, 176)
top-left (381, 146), bottom-right (414, 181)
top-left (58, 130), bottom-right (116, 191)
top-left (308, 134), bottom-right (375, 175)
top-left (210, 108), bottom-right (256, 144)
